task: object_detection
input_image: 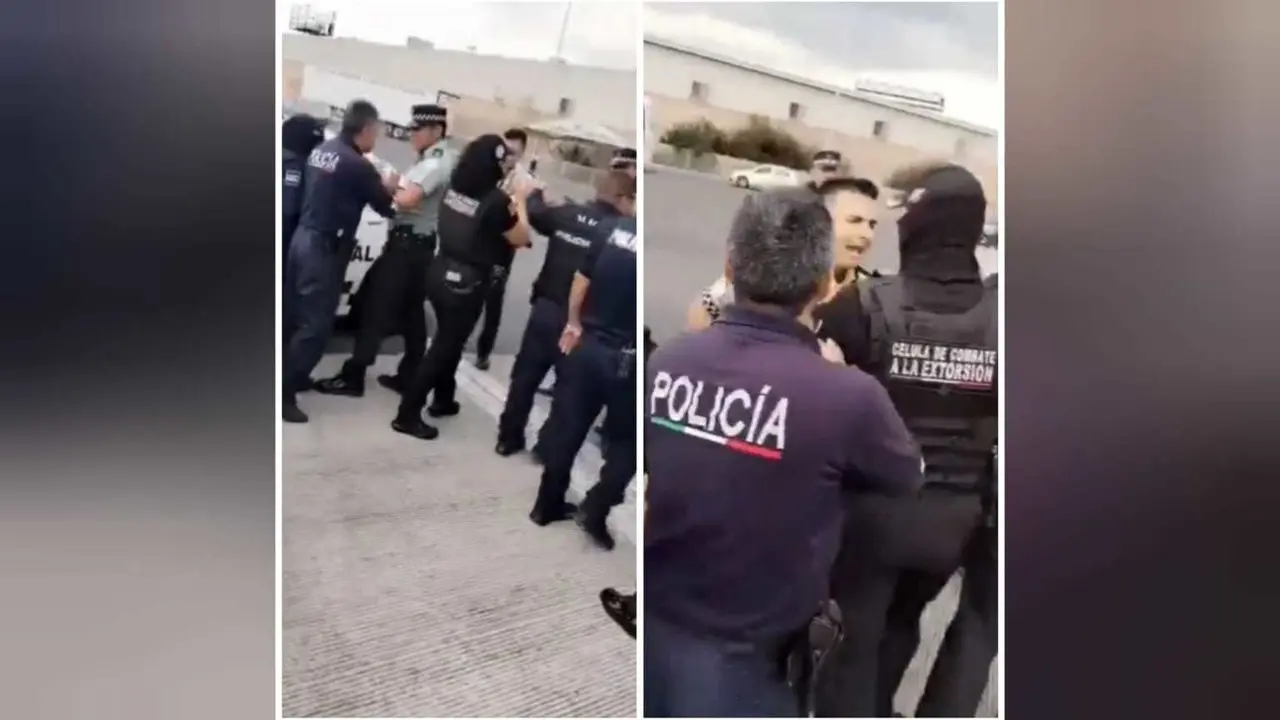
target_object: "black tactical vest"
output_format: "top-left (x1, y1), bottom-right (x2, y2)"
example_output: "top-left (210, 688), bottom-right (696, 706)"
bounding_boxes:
top-left (862, 277), bottom-right (998, 488)
top-left (436, 187), bottom-right (486, 267)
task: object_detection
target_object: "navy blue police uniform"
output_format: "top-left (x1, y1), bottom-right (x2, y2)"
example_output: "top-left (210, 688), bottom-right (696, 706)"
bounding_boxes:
top-left (643, 305), bottom-right (924, 717)
top-left (816, 164), bottom-right (999, 718)
top-left (283, 133), bottom-right (396, 410)
top-left (495, 191), bottom-right (618, 456)
top-left (393, 135), bottom-right (517, 439)
top-left (532, 216), bottom-right (638, 545)
top-left (281, 115), bottom-right (326, 273)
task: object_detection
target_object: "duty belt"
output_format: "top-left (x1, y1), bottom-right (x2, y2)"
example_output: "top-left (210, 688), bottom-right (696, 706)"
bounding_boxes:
top-left (390, 225), bottom-right (437, 245)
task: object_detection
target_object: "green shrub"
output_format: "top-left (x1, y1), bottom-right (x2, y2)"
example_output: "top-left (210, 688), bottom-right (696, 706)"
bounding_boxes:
top-left (660, 119), bottom-right (728, 156)
top-left (726, 115), bottom-right (815, 169)
top-left (554, 142), bottom-right (595, 167)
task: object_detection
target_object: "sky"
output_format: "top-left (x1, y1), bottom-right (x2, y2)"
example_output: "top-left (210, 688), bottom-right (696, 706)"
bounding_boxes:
top-left (644, 2), bottom-right (999, 129)
top-left (279, 1), bottom-right (998, 129)
top-left (280, 1), bottom-right (639, 70)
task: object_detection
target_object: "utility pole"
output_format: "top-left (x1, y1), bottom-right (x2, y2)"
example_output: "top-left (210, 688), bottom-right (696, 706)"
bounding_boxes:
top-left (554, 2), bottom-right (572, 60)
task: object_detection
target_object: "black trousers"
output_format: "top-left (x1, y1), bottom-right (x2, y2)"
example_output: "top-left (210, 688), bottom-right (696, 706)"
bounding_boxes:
top-left (816, 490), bottom-right (985, 718)
top-left (534, 335), bottom-right (636, 520)
top-left (497, 297), bottom-right (566, 445)
top-left (396, 258), bottom-right (489, 418)
top-left (342, 228), bottom-right (434, 380)
top-left (915, 524), bottom-right (998, 717)
top-left (474, 266), bottom-right (509, 359)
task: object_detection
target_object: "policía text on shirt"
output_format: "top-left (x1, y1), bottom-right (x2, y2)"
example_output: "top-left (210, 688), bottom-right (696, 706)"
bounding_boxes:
top-left (650, 372), bottom-right (789, 452)
top-left (608, 227), bottom-right (637, 253)
top-left (308, 149), bottom-right (340, 173)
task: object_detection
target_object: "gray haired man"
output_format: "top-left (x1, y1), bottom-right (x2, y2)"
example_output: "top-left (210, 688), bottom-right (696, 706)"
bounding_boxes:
top-left (644, 189), bottom-right (923, 718)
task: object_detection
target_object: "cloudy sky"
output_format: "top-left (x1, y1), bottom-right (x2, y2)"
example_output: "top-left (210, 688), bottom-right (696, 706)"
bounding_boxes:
top-left (279, 1), bottom-right (998, 128)
top-left (644, 2), bottom-right (999, 128)
top-left (280, 1), bottom-right (639, 70)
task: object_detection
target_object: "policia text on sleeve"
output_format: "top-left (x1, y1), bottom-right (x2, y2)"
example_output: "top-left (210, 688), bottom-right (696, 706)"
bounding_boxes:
top-left (283, 100), bottom-right (397, 424)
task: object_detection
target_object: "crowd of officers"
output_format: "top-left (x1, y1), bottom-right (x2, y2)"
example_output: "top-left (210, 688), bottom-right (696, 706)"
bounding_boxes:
top-left (281, 99), bottom-right (639, 549)
top-left (645, 157), bottom-right (998, 717)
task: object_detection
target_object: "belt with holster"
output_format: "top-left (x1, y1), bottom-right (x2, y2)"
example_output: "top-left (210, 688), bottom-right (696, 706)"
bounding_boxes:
top-left (390, 225), bottom-right (437, 246)
top-left (772, 600), bottom-right (844, 717)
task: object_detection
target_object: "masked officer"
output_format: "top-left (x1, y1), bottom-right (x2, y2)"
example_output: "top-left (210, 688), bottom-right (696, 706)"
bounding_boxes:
top-left (815, 162), bottom-right (998, 718)
top-left (473, 128), bottom-right (531, 371)
top-left (610, 147), bottom-right (638, 178)
top-left (529, 171), bottom-right (637, 547)
top-left (645, 189), bottom-right (923, 718)
top-left (392, 134), bottom-right (533, 440)
top-left (314, 104), bottom-right (456, 397)
top-left (494, 171), bottom-right (630, 457)
top-left (281, 114), bottom-right (326, 272)
top-left (283, 100), bottom-right (397, 424)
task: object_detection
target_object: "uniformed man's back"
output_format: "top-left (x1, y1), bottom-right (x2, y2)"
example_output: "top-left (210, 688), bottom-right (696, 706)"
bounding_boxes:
top-left (580, 215), bottom-right (637, 346)
top-left (300, 134), bottom-right (394, 241)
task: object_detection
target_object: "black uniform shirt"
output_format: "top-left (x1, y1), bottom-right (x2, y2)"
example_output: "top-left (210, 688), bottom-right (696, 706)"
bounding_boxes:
top-left (814, 282), bottom-right (872, 371)
top-left (299, 136), bottom-right (396, 241)
top-left (467, 187), bottom-right (519, 269)
top-left (645, 306), bottom-right (923, 643)
top-left (579, 215), bottom-right (637, 346)
top-left (527, 193), bottom-right (618, 307)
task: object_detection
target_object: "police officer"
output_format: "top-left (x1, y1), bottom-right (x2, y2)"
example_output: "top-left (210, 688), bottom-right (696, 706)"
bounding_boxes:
top-left (283, 100), bottom-right (397, 424)
top-left (529, 171), bottom-right (637, 549)
top-left (314, 104), bottom-right (457, 396)
top-left (815, 162), bottom-right (998, 718)
top-left (645, 190), bottom-right (923, 718)
top-left (494, 171), bottom-right (629, 457)
top-left (473, 128), bottom-right (531, 371)
top-left (610, 147), bottom-right (637, 178)
top-left (281, 113), bottom-right (326, 272)
top-left (392, 134), bottom-right (533, 440)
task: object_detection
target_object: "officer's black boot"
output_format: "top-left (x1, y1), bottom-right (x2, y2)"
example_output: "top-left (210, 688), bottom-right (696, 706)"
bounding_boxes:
top-left (283, 396), bottom-right (308, 424)
top-left (376, 374), bottom-right (405, 394)
top-left (575, 508), bottom-right (615, 551)
top-left (313, 365), bottom-right (365, 397)
top-left (391, 411), bottom-right (440, 440)
top-left (427, 400), bottom-right (461, 417)
top-left (494, 434), bottom-right (526, 457)
top-left (474, 354), bottom-right (491, 371)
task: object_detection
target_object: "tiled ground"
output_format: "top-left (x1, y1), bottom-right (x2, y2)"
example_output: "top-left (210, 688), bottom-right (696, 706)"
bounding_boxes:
top-left (282, 355), bottom-right (636, 718)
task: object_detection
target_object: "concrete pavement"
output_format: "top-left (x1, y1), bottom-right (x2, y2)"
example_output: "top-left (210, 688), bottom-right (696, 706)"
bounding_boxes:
top-left (282, 354), bottom-right (636, 718)
top-left (643, 166), bottom-right (999, 717)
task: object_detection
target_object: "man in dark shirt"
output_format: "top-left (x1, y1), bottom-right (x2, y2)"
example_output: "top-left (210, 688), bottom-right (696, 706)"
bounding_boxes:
top-left (645, 189), bottom-right (923, 718)
top-left (530, 172), bottom-right (638, 550)
top-left (392, 134), bottom-right (533, 440)
top-left (280, 113), bottom-right (326, 346)
top-left (494, 170), bottom-right (630, 457)
top-left (283, 100), bottom-right (397, 424)
top-left (815, 162), bottom-right (998, 718)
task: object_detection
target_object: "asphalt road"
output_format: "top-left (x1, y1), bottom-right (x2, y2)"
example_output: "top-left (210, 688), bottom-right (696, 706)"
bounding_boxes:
top-left (643, 166), bottom-right (998, 342)
top-left (334, 133), bottom-right (594, 358)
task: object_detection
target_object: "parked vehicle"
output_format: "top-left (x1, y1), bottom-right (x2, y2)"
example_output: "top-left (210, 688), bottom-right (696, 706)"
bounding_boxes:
top-left (728, 164), bottom-right (804, 190)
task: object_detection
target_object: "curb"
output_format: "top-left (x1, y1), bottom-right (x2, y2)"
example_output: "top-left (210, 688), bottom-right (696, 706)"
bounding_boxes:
top-left (454, 359), bottom-right (638, 549)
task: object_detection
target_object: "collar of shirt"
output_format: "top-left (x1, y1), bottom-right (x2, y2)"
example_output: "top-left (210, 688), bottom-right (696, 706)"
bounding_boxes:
top-left (586, 199), bottom-right (620, 217)
top-left (719, 304), bottom-right (821, 353)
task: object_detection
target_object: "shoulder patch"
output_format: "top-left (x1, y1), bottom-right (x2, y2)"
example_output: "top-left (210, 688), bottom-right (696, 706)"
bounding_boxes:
top-left (428, 147), bottom-right (445, 158)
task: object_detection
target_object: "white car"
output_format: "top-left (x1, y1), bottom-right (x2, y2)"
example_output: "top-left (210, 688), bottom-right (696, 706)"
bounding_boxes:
top-left (729, 164), bottom-right (804, 190)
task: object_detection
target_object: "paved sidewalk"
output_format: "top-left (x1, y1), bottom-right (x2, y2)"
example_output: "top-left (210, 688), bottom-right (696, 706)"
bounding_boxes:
top-left (282, 355), bottom-right (637, 718)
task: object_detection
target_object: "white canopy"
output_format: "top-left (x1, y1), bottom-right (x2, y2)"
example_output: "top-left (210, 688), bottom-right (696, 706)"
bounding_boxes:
top-left (525, 118), bottom-right (631, 148)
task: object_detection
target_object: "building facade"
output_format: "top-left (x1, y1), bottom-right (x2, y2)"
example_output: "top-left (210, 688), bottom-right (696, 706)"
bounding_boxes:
top-left (283, 33), bottom-right (636, 135)
top-left (643, 37), bottom-right (996, 167)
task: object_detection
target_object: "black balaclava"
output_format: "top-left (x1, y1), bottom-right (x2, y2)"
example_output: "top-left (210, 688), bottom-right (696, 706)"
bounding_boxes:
top-left (449, 133), bottom-right (508, 199)
top-left (282, 114), bottom-right (326, 157)
top-left (887, 162), bottom-right (987, 281)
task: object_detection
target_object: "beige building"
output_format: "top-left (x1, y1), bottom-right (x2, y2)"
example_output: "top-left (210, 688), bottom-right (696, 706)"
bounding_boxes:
top-left (644, 37), bottom-right (998, 200)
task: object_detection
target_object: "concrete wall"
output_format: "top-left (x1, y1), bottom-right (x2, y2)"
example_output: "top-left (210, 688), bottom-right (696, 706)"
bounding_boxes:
top-left (283, 33), bottom-right (636, 134)
top-left (647, 94), bottom-right (998, 210)
top-left (643, 41), bottom-right (996, 165)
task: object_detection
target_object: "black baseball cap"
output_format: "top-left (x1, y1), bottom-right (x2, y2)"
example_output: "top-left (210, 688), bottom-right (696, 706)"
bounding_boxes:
top-left (409, 103), bottom-right (447, 130)
top-left (884, 161), bottom-right (985, 209)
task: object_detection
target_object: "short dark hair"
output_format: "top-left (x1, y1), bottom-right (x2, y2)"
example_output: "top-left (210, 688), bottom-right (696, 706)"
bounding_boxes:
top-left (596, 169), bottom-right (636, 201)
top-left (810, 175), bottom-right (879, 200)
top-left (341, 100), bottom-right (380, 136)
top-left (728, 189), bottom-right (833, 312)
top-left (503, 128), bottom-right (528, 145)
